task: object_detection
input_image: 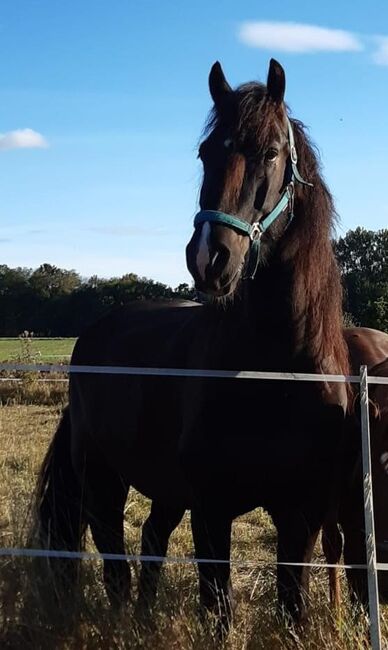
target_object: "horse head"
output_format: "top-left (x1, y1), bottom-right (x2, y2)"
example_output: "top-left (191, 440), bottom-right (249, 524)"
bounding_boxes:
top-left (186, 59), bottom-right (308, 297)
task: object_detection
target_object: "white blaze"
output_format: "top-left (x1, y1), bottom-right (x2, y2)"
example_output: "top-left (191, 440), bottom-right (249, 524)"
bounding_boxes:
top-left (196, 222), bottom-right (211, 281)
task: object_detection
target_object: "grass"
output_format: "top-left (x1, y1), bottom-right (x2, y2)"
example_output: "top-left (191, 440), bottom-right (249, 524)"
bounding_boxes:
top-left (0, 337), bottom-right (76, 362)
top-left (0, 336), bottom-right (72, 406)
top-left (0, 403), bottom-right (387, 649)
top-left (0, 372), bottom-right (68, 407)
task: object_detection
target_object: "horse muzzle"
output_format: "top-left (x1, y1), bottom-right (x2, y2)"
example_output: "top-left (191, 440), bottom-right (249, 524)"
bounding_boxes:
top-left (185, 224), bottom-right (246, 296)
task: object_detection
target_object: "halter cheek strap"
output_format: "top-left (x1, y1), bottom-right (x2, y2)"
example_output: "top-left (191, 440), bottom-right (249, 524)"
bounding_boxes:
top-left (193, 118), bottom-right (313, 279)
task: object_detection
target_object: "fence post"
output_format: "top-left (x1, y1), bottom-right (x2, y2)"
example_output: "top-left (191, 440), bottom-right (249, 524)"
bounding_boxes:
top-left (360, 364), bottom-right (381, 650)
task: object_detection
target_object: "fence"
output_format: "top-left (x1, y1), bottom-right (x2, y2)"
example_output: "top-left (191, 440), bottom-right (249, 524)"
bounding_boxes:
top-left (0, 361), bottom-right (387, 649)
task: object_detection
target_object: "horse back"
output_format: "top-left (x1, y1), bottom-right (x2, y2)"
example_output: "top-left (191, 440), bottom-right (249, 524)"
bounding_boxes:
top-left (68, 300), bottom-right (202, 502)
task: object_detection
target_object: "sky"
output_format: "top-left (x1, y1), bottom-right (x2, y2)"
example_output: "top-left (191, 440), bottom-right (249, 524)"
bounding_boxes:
top-left (0, 1), bottom-right (387, 287)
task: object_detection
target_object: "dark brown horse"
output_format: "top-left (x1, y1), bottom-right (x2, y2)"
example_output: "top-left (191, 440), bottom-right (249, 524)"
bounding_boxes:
top-left (34, 59), bottom-right (386, 628)
top-left (326, 351), bottom-right (388, 607)
top-left (323, 329), bottom-right (388, 608)
top-left (345, 328), bottom-right (388, 371)
top-left (369, 358), bottom-right (388, 600)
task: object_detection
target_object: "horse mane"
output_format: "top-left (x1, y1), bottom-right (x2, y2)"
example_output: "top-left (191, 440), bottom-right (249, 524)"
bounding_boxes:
top-left (203, 81), bottom-right (350, 376)
top-left (282, 119), bottom-right (350, 376)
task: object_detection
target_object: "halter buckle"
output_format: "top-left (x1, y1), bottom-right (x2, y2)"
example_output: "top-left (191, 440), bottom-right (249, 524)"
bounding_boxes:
top-left (290, 145), bottom-right (298, 165)
top-left (249, 222), bottom-right (263, 242)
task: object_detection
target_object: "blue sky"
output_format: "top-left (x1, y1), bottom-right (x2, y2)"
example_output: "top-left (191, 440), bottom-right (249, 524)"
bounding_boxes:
top-left (1, 1), bottom-right (387, 287)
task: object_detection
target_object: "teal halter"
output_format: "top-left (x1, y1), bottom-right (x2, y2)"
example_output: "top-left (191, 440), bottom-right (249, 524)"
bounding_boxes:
top-left (193, 118), bottom-right (313, 279)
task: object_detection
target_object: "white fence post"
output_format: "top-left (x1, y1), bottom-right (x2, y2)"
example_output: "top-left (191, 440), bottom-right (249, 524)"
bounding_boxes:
top-left (360, 364), bottom-right (381, 650)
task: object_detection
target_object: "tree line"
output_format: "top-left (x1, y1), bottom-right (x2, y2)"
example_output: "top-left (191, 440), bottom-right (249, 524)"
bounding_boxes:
top-left (0, 265), bottom-right (195, 336)
top-left (0, 227), bottom-right (387, 336)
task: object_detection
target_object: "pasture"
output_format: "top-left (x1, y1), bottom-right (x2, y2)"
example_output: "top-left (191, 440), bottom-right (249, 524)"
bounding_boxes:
top-left (0, 400), bottom-right (387, 648)
top-left (0, 337), bottom-right (76, 362)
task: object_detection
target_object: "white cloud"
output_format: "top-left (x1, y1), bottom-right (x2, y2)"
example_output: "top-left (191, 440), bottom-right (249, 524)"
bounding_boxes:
top-left (372, 37), bottom-right (388, 65)
top-left (238, 21), bottom-right (363, 53)
top-left (0, 128), bottom-right (48, 151)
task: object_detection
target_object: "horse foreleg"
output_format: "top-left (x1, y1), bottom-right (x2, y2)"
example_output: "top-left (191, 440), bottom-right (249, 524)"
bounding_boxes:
top-left (341, 517), bottom-right (368, 606)
top-left (86, 464), bottom-right (131, 609)
top-left (339, 480), bottom-right (369, 607)
top-left (272, 507), bottom-right (321, 623)
top-left (190, 504), bottom-right (234, 634)
top-left (135, 501), bottom-right (185, 616)
top-left (322, 516), bottom-right (343, 610)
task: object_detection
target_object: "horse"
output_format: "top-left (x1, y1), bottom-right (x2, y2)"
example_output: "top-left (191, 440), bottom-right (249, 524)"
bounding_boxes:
top-left (369, 358), bottom-right (388, 601)
top-left (344, 328), bottom-right (388, 371)
top-left (322, 329), bottom-right (388, 609)
top-left (324, 352), bottom-right (388, 608)
top-left (33, 58), bottom-right (385, 629)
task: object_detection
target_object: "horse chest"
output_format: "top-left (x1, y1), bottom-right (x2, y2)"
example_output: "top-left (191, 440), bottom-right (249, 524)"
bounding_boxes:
top-left (180, 376), bottom-right (344, 504)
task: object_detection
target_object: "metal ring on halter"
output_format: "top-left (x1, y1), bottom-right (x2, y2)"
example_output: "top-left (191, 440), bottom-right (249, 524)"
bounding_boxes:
top-left (249, 222), bottom-right (263, 242)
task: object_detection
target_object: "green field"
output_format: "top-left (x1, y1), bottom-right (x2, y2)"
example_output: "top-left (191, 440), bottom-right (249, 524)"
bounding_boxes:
top-left (0, 337), bottom-right (76, 362)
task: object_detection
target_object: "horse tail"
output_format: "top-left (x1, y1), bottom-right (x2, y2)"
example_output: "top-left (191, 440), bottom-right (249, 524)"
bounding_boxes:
top-left (33, 407), bottom-right (86, 581)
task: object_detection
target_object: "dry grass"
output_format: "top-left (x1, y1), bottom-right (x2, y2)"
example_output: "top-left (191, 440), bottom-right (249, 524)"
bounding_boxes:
top-left (0, 374), bottom-right (68, 406)
top-left (0, 404), bottom-right (387, 649)
top-left (0, 333), bottom-right (69, 407)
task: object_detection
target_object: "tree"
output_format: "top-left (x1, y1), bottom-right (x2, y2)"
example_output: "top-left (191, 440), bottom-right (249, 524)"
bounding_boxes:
top-left (29, 264), bottom-right (81, 299)
top-left (334, 227), bottom-right (388, 331)
top-left (174, 283), bottom-right (196, 300)
top-left (0, 265), bottom-right (34, 335)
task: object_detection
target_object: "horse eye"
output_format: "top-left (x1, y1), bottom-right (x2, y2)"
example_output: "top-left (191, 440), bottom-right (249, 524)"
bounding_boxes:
top-left (264, 148), bottom-right (279, 163)
top-left (224, 138), bottom-right (233, 149)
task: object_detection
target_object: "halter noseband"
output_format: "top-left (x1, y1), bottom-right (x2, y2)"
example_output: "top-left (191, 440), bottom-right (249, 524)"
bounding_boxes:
top-left (193, 118), bottom-right (313, 280)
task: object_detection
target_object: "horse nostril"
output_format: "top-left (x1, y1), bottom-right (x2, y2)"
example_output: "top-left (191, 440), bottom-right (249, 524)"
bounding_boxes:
top-left (208, 244), bottom-right (230, 277)
top-left (210, 250), bottom-right (220, 267)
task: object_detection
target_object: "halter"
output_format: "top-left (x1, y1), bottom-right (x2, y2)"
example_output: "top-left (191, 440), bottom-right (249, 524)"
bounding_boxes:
top-left (193, 118), bottom-right (313, 279)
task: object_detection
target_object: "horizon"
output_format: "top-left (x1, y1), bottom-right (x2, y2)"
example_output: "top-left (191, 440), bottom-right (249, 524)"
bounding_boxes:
top-left (1, 221), bottom-right (386, 288)
top-left (1, 2), bottom-right (387, 287)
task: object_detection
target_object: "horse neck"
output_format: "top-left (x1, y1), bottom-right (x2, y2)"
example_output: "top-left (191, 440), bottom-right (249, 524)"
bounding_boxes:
top-left (243, 249), bottom-right (349, 375)
top-left (244, 262), bottom-right (293, 332)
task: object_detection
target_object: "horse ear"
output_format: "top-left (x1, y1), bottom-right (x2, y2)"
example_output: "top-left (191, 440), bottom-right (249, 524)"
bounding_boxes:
top-left (209, 61), bottom-right (232, 107)
top-left (267, 58), bottom-right (286, 104)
